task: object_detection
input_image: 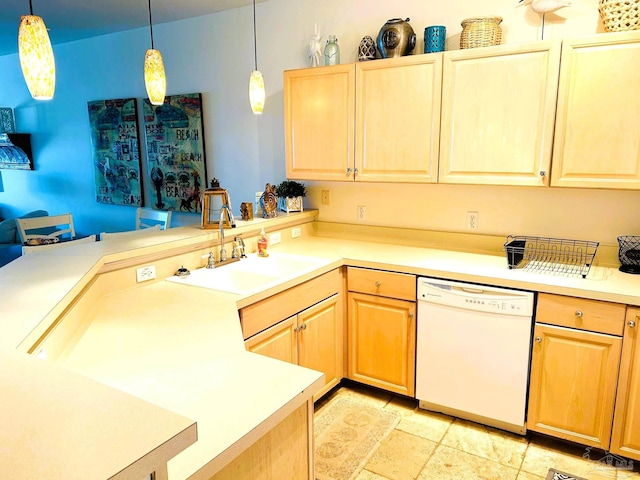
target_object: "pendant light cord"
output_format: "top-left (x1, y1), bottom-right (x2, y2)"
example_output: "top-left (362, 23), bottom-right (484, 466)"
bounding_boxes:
top-left (148, 0), bottom-right (155, 49)
top-left (28, 0), bottom-right (34, 15)
top-left (252, 0), bottom-right (258, 70)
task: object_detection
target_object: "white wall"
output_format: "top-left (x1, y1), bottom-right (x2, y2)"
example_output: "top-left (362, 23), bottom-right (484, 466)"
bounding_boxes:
top-left (0, 0), bottom-right (638, 246)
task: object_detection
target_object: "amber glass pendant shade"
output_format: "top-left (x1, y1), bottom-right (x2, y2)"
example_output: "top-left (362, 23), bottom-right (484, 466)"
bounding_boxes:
top-left (249, 70), bottom-right (265, 115)
top-left (18, 15), bottom-right (56, 100)
top-left (144, 48), bottom-right (166, 106)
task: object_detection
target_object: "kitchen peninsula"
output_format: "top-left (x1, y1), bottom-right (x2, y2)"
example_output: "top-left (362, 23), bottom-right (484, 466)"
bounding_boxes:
top-left (2, 210), bottom-right (640, 478)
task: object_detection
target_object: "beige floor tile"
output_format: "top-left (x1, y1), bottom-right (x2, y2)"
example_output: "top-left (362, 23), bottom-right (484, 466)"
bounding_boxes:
top-left (418, 444), bottom-right (519, 480)
top-left (354, 469), bottom-right (391, 480)
top-left (440, 418), bottom-right (528, 469)
top-left (516, 472), bottom-right (543, 480)
top-left (395, 408), bottom-right (453, 443)
top-left (365, 429), bottom-right (436, 480)
top-left (521, 442), bottom-right (620, 480)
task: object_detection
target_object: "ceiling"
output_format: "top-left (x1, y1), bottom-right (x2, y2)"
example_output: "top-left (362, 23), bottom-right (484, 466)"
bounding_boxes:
top-left (0, 0), bottom-right (261, 57)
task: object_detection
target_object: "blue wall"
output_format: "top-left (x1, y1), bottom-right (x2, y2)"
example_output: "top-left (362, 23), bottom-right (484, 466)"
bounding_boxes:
top-left (0, 6), bottom-right (282, 235)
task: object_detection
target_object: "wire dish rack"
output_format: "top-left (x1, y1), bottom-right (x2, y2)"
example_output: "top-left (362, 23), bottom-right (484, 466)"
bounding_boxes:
top-left (503, 235), bottom-right (599, 278)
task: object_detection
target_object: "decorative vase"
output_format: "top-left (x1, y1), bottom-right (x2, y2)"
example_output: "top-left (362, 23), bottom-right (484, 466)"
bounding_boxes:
top-left (324, 35), bottom-right (340, 65)
top-left (358, 36), bottom-right (377, 61)
top-left (377, 18), bottom-right (416, 58)
top-left (424, 25), bottom-right (446, 53)
top-left (278, 196), bottom-right (304, 213)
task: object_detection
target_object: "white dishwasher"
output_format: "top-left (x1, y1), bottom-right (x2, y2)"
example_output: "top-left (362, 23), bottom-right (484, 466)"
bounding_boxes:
top-left (415, 277), bottom-right (534, 434)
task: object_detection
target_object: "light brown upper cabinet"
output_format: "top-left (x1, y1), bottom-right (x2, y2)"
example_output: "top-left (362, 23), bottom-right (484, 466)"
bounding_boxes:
top-left (284, 64), bottom-right (355, 181)
top-left (354, 55), bottom-right (442, 183)
top-left (551, 31), bottom-right (640, 189)
top-left (284, 54), bottom-right (442, 182)
top-left (439, 41), bottom-right (560, 186)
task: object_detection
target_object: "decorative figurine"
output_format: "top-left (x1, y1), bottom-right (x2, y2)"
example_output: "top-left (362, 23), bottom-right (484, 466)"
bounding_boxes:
top-left (358, 36), bottom-right (377, 61)
top-left (519, 0), bottom-right (571, 14)
top-left (308, 24), bottom-right (323, 67)
top-left (259, 183), bottom-right (278, 218)
top-left (377, 18), bottom-right (416, 58)
top-left (240, 202), bottom-right (254, 221)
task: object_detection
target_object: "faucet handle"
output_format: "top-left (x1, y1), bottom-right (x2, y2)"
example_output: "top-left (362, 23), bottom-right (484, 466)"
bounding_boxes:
top-left (233, 235), bottom-right (247, 258)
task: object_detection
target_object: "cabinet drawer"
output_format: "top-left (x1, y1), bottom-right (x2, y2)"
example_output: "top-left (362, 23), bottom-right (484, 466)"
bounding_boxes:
top-left (536, 293), bottom-right (626, 336)
top-left (347, 267), bottom-right (415, 301)
top-left (240, 269), bottom-right (341, 339)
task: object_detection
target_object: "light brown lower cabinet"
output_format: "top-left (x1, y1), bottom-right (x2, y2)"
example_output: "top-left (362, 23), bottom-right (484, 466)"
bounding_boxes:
top-left (347, 292), bottom-right (416, 396)
top-left (610, 307), bottom-right (640, 461)
top-left (241, 269), bottom-right (343, 401)
top-left (346, 267), bottom-right (416, 397)
top-left (245, 294), bottom-right (342, 400)
top-left (527, 323), bottom-right (622, 449)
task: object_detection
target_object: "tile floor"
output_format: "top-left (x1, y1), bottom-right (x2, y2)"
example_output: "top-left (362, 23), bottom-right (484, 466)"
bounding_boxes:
top-left (314, 383), bottom-right (640, 480)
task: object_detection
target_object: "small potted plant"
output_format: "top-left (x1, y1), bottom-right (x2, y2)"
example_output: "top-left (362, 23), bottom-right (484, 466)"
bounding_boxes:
top-left (275, 180), bottom-right (306, 213)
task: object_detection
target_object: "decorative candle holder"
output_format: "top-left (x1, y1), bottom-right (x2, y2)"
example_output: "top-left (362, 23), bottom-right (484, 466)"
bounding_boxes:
top-left (424, 25), bottom-right (446, 53)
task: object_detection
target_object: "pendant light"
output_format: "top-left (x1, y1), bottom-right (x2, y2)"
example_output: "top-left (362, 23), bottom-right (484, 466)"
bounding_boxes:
top-left (249, 0), bottom-right (265, 114)
top-left (144, 0), bottom-right (166, 106)
top-left (18, 0), bottom-right (55, 100)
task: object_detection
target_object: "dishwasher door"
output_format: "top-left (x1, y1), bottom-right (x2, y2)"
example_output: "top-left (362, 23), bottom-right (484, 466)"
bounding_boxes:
top-left (415, 278), bottom-right (534, 434)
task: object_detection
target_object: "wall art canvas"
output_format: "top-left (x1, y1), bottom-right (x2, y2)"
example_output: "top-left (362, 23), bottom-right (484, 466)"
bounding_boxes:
top-left (87, 98), bottom-right (143, 206)
top-left (142, 93), bottom-right (207, 213)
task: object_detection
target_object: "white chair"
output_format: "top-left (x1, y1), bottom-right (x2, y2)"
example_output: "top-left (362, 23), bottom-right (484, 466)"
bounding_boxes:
top-left (16, 213), bottom-right (76, 244)
top-left (136, 208), bottom-right (171, 230)
top-left (100, 224), bottom-right (161, 241)
top-left (22, 234), bottom-right (97, 254)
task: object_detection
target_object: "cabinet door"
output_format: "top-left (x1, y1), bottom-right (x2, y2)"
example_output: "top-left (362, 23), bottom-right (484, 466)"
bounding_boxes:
top-left (298, 294), bottom-right (342, 400)
top-left (347, 292), bottom-right (416, 396)
top-left (439, 41), bottom-right (559, 186)
top-left (611, 308), bottom-right (640, 461)
top-left (527, 324), bottom-right (622, 449)
top-left (284, 64), bottom-right (355, 181)
top-left (355, 55), bottom-right (442, 183)
top-left (245, 316), bottom-right (298, 365)
top-left (551, 31), bottom-right (640, 189)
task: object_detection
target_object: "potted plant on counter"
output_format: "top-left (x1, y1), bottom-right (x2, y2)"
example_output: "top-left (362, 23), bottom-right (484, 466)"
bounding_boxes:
top-left (275, 180), bottom-right (306, 213)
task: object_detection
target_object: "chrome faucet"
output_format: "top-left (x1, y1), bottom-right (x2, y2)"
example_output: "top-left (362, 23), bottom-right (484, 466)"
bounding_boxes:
top-left (219, 204), bottom-right (236, 262)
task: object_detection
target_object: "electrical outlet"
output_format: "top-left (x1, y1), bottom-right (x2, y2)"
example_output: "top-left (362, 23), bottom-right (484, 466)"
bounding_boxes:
top-left (270, 232), bottom-right (282, 245)
top-left (321, 190), bottom-right (331, 205)
top-left (467, 211), bottom-right (479, 230)
top-left (357, 205), bottom-right (366, 222)
top-left (291, 227), bottom-right (301, 238)
top-left (136, 265), bottom-right (156, 283)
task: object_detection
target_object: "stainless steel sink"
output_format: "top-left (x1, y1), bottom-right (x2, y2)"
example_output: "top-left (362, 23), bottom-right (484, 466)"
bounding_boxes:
top-left (166, 252), bottom-right (327, 295)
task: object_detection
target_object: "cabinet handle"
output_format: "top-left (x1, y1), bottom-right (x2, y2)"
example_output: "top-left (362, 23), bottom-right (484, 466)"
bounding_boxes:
top-left (375, 281), bottom-right (382, 287)
top-left (409, 313), bottom-right (414, 319)
top-left (575, 310), bottom-right (583, 318)
top-left (630, 320), bottom-right (637, 328)
top-left (294, 326), bottom-right (300, 333)
top-left (346, 168), bottom-right (352, 175)
top-left (300, 323), bottom-right (307, 330)
top-left (535, 336), bottom-right (542, 343)
top-left (539, 170), bottom-right (546, 177)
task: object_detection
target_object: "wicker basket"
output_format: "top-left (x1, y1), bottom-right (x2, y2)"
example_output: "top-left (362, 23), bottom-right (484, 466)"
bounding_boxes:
top-left (460, 16), bottom-right (503, 49)
top-left (599, 0), bottom-right (640, 31)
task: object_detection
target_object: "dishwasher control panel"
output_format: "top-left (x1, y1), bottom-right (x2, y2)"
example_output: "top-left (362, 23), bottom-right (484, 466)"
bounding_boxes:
top-left (417, 277), bottom-right (534, 317)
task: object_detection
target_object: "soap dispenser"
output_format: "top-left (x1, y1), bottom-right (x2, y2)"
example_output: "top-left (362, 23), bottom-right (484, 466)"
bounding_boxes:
top-left (258, 227), bottom-right (269, 257)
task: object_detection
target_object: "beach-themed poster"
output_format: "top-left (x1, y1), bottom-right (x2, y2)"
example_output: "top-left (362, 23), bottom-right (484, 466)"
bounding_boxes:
top-left (142, 93), bottom-right (207, 213)
top-left (87, 98), bottom-right (143, 206)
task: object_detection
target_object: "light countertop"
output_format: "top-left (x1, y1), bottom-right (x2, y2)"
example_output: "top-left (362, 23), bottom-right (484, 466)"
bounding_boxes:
top-left (3, 214), bottom-right (640, 479)
top-left (0, 350), bottom-right (197, 480)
